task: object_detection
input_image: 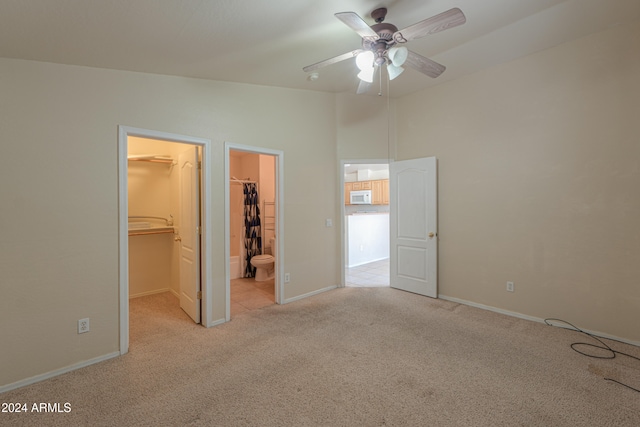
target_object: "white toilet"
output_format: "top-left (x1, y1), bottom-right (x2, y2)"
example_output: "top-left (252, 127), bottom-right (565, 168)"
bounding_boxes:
top-left (250, 237), bottom-right (276, 281)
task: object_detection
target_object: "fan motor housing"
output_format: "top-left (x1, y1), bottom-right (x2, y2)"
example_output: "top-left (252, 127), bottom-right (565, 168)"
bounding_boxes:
top-left (362, 22), bottom-right (398, 63)
top-left (372, 23), bottom-right (398, 41)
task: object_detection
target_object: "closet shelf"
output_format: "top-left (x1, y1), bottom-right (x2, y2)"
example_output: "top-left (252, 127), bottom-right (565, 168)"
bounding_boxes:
top-left (127, 154), bottom-right (175, 165)
top-left (128, 215), bottom-right (174, 236)
top-left (129, 215), bottom-right (173, 226)
top-left (128, 226), bottom-right (174, 237)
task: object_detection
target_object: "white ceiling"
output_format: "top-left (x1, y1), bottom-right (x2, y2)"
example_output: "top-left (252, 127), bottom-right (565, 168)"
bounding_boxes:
top-left (1, 0), bottom-right (638, 98)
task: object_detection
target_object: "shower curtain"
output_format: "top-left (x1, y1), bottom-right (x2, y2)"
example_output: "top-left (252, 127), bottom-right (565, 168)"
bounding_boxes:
top-left (243, 183), bottom-right (261, 277)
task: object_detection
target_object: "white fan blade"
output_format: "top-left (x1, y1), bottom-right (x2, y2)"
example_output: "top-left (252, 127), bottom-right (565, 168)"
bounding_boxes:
top-left (405, 51), bottom-right (446, 78)
top-left (393, 8), bottom-right (466, 43)
top-left (303, 49), bottom-right (363, 73)
top-left (335, 12), bottom-right (379, 41)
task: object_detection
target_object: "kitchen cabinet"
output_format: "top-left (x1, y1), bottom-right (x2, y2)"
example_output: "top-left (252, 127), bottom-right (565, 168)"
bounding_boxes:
top-left (344, 182), bottom-right (353, 205)
top-left (381, 179), bottom-right (389, 204)
top-left (371, 180), bottom-right (389, 205)
top-left (372, 180), bottom-right (382, 204)
top-left (351, 181), bottom-right (371, 191)
top-left (345, 179), bottom-right (389, 205)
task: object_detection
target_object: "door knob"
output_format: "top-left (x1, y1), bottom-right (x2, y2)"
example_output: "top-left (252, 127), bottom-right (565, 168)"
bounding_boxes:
top-left (428, 232), bottom-right (435, 238)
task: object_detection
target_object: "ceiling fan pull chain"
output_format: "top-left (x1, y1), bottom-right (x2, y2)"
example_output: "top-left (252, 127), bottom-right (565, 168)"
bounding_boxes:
top-left (378, 66), bottom-right (383, 96)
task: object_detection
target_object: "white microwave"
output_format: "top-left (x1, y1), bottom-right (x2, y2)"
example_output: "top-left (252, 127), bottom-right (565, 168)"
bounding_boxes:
top-left (350, 190), bottom-right (372, 205)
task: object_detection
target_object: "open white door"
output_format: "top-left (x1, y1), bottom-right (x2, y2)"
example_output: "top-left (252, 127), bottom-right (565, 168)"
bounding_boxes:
top-left (178, 147), bottom-right (201, 323)
top-left (390, 157), bottom-right (438, 298)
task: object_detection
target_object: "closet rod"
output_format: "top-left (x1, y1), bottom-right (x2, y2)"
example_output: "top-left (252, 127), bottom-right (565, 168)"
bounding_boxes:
top-left (127, 154), bottom-right (175, 164)
top-left (128, 229), bottom-right (174, 237)
top-left (230, 176), bottom-right (258, 184)
top-left (128, 158), bottom-right (174, 164)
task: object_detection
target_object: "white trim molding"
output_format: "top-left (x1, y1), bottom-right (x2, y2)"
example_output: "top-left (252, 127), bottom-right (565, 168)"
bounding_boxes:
top-left (224, 142), bottom-right (285, 321)
top-left (283, 285), bottom-right (338, 305)
top-left (118, 126), bottom-right (213, 355)
top-left (0, 352), bottom-right (120, 394)
top-left (439, 294), bottom-right (640, 348)
top-left (339, 159), bottom-right (391, 288)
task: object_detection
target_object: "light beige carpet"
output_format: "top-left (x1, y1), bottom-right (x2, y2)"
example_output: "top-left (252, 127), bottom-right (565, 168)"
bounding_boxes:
top-left (2, 288), bottom-right (639, 426)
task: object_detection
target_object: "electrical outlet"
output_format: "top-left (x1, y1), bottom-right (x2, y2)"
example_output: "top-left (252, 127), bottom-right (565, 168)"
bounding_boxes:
top-left (78, 318), bottom-right (90, 334)
top-left (506, 281), bottom-right (514, 292)
top-left (325, 219), bottom-right (332, 227)
top-left (284, 273), bottom-right (290, 283)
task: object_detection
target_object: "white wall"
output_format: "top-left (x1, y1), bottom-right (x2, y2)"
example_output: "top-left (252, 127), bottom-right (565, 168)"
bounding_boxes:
top-left (128, 234), bottom-right (174, 296)
top-left (229, 153), bottom-right (243, 258)
top-left (347, 214), bottom-right (390, 267)
top-left (0, 59), bottom-right (339, 389)
top-left (396, 18), bottom-right (640, 343)
top-left (259, 154), bottom-right (276, 252)
top-left (336, 92), bottom-right (396, 161)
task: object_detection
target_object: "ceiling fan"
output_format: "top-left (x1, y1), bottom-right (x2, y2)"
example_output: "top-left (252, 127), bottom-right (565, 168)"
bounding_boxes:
top-left (303, 7), bottom-right (466, 94)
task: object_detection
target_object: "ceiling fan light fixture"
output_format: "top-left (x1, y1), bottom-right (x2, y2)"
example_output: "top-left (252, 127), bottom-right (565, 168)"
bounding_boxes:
top-left (355, 51), bottom-right (374, 71)
top-left (387, 63), bottom-right (404, 80)
top-left (303, 8), bottom-right (466, 94)
top-left (357, 68), bottom-right (375, 83)
top-left (388, 46), bottom-right (408, 67)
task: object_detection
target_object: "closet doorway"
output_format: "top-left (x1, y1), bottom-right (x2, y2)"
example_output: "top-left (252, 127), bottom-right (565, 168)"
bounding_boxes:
top-left (118, 126), bottom-right (213, 355)
top-left (127, 137), bottom-right (201, 319)
top-left (224, 143), bottom-right (284, 320)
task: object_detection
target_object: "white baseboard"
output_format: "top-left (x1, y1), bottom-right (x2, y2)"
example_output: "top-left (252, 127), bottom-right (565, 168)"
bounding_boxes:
top-left (129, 288), bottom-right (175, 299)
top-left (438, 294), bottom-right (544, 323)
top-left (438, 294), bottom-right (640, 348)
top-left (283, 285), bottom-right (338, 304)
top-left (207, 318), bottom-right (227, 328)
top-left (0, 351), bottom-right (120, 394)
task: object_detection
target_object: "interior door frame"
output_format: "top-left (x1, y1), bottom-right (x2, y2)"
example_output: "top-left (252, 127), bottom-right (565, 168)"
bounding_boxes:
top-left (117, 126), bottom-right (213, 355)
top-left (339, 159), bottom-right (390, 287)
top-left (224, 142), bottom-right (285, 320)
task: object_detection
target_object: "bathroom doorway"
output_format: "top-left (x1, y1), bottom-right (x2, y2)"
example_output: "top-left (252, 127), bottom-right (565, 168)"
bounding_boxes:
top-left (118, 126), bottom-right (214, 355)
top-left (225, 143), bottom-right (284, 320)
top-left (342, 161), bottom-right (390, 287)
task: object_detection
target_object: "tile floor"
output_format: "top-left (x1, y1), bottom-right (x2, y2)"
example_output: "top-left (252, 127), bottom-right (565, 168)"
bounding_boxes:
top-left (230, 258), bottom-right (390, 316)
top-left (345, 258), bottom-right (390, 287)
top-left (230, 277), bottom-right (275, 316)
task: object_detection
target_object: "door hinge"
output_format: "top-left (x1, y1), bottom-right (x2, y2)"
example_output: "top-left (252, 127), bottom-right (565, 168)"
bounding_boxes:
top-left (197, 291), bottom-right (202, 300)
top-left (198, 161), bottom-right (202, 170)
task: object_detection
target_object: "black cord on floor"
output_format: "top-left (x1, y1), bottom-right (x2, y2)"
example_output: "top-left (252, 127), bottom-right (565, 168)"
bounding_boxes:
top-left (544, 318), bottom-right (640, 394)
